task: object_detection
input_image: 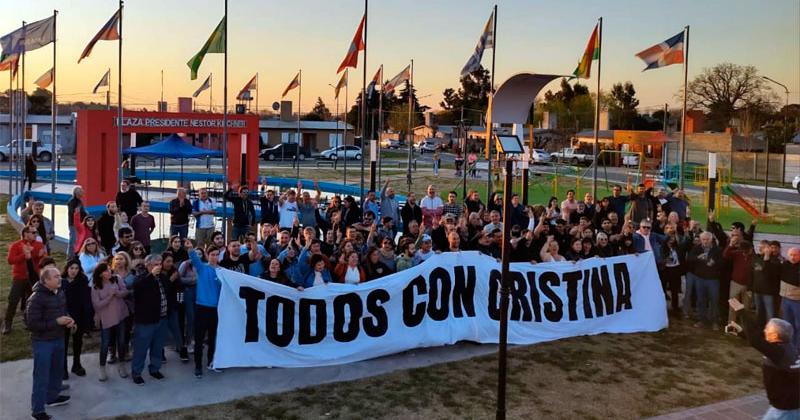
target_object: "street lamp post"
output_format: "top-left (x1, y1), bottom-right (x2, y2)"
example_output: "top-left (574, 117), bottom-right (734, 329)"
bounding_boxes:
top-left (761, 76), bottom-right (790, 214)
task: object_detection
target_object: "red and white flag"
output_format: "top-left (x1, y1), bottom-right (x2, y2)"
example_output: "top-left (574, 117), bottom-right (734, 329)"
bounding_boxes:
top-left (237, 73), bottom-right (258, 100)
top-left (78, 9), bottom-right (121, 63)
top-left (383, 65), bottom-right (410, 93)
top-left (281, 72), bottom-right (300, 98)
top-left (34, 67), bottom-right (54, 89)
top-left (336, 14), bottom-right (365, 74)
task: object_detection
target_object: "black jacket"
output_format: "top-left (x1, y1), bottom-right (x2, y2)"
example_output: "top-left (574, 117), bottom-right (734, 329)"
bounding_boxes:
top-left (25, 281), bottom-right (67, 341)
top-left (259, 196), bottom-right (280, 225)
top-left (67, 196), bottom-right (85, 227)
top-left (96, 211), bottom-right (117, 253)
top-left (225, 190), bottom-right (256, 228)
top-left (116, 188), bottom-right (143, 219)
top-left (781, 261), bottom-right (800, 287)
top-left (751, 256), bottom-right (781, 295)
top-left (169, 198), bottom-right (193, 226)
top-left (61, 273), bottom-right (92, 328)
top-left (400, 203), bottom-right (422, 232)
top-left (742, 311), bottom-right (799, 411)
top-left (686, 245), bottom-right (722, 280)
top-left (133, 273), bottom-right (167, 324)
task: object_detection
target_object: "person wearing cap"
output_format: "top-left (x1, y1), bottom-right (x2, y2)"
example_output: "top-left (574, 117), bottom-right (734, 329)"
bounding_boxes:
top-left (225, 184), bottom-right (257, 241)
top-left (414, 234), bottom-right (435, 265)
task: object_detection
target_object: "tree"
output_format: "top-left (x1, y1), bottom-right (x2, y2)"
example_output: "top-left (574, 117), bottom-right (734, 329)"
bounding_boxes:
top-left (305, 97), bottom-right (331, 121)
top-left (540, 78), bottom-right (593, 130)
top-left (686, 63), bottom-right (776, 131)
top-left (28, 88), bottom-right (52, 115)
top-left (607, 82), bottom-right (640, 129)
top-left (439, 66), bottom-right (491, 125)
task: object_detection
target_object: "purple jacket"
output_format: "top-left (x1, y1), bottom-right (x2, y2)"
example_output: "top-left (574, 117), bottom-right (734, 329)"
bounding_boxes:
top-left (91, 280), bottom-right (129, 329)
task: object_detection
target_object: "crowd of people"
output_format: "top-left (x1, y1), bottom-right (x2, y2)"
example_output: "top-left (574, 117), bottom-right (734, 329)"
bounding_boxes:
top-left (5, 176), bottom-right (800, 420)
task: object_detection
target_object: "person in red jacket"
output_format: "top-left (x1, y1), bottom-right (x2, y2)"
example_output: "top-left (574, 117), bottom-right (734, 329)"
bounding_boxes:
top-left (3, 226), bottom-right (47, 334)
top-left (723, 230), bottom-right (754, 334)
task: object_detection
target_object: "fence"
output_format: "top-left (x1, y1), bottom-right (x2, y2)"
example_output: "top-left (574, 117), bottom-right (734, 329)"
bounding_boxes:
top-left (669, 147), bottom-right (800, 185)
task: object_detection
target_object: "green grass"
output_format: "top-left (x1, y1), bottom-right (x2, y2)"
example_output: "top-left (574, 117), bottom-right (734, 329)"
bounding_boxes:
top-left (0, 194), bottom-right (99, 362)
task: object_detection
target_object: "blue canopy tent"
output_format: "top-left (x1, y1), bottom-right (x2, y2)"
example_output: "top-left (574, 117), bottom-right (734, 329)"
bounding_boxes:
top-left (122, 133), bottom-right (223, 191)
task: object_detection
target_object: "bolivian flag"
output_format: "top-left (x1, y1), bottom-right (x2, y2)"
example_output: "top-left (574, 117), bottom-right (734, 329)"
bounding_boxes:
top-left (572, 23), bottom-right (599, 79)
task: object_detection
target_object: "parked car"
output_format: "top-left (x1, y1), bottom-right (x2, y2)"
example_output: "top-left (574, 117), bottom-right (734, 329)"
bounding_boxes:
top-left (531, 149), bottom-right (551, 164)
top-left (259, 143), bottom-right (308, 161)
top-left (793, 174), bottom-right (800, 193)
top-left (0, 139), bottom-right (62, 162)
top-left (552, 148), bottom-right (594, 165)
top-left (414, 139), bottom-right (438, 154)
top-left (380, 138), bottom-right (401, 149)
top-left (320, 145), bottom-right (362, 161)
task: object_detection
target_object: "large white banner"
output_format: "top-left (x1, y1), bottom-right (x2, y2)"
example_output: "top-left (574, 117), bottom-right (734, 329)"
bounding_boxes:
top-left (214, 252), bottom-right (667, 368)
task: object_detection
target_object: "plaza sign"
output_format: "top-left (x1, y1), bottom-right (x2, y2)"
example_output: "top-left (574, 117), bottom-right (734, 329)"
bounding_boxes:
top-left (115, 116), bottom-right (247, 129)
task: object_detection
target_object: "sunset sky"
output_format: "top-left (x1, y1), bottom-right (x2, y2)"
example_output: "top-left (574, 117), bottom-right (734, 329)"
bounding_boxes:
top-left (3, 0), bottom-right (798, 114)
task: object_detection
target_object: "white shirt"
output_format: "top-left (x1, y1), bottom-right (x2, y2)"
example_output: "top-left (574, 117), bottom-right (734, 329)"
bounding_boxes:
top-left (640, 232), bottom-right (652, 252)
top-left (196, 198), bottom-right (215, 229)
top-left (344, 266), bottom-right (361, 284)
top-left (279, 200), bottom-right (299, 228)
top-left (420, 196), bottom-right (443, 211)
top-left (312, 271), bottom-right (325, 287)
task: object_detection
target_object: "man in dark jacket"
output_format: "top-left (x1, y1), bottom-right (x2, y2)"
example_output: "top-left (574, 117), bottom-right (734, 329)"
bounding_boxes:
top-left (169, 188), bottom-right (193, 239)
top-left (225, 185), bottom-right (257, 241)
top-left (130, 254), bottom-right (169, 385)
top-left (686, 231), bottom-right (722, 329)
top-left (115, 179), bottom-right (143, 220)
top-left (400, 192), bottom-right (422, 235)
top-left (604, 184), bottom-right (629, 221)
top-left (259, 187), bottom-right (280, 228)
top-left (96, 201), bottom-right (119, 255)
top-left (26, 266), bottom-right (73, 420)
top-left (629, 184), bottom-right (657, 224)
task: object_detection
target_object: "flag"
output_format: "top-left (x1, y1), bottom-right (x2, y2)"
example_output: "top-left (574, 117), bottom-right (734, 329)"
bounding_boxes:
top-left (0, 15), bottom-right (55, 56)
top-left (383, 65), bottom-right (410, 93)
top-left (187, 17), bottom-right (226, 80)
top-left (93, 69), bottom-right (110, 93)
top-left (282, 72), bottom-right (300, 98)
top-left (366, 66), bottom-right (381, 100)
top-left (336, 14), bottom-right (366, 74)
top-left (460, 12), bottom-right (494, 77)
top-left (635, 31), bottom-right (685, 71)
top-left (572, 23), bottom-right (600, 79)
top-left (34, 67), bottom-right (54, 89)
top-left (0, 53), bottom-right (19, 78)
top-left (334, 69), bottom-right (348, 99)
top-left (236, 73), bottom-right (257, 100)
top-left (77, 9), bottom-right (120, 63)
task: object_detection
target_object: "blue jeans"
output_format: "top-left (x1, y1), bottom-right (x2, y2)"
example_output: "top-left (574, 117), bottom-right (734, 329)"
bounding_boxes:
top-left (695, 276), bottom-right (720, 325)
top-left (100, 322), bottom-right (126, 366)
top-left (753, 293), bottom-right (775, 326)
top-left (131, 320), bottom-right (167, 376)
top-left (682, 272), bottom-right (698, 318)
top-left (170, 224), bottom-right (189, 239)
top-left (31, 338), bottom-right (64, 415)
top-left (183, 286), bottom-right (196, 344)
top-left (67, 226), bottom-right (77, 258)
top-left (166, 308), bottom-right (184, 350)
top-left (781, 297), bottom-right (800, 350)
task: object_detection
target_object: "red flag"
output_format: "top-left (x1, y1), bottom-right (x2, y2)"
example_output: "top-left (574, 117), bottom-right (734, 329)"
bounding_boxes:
top-left (236, 73), bottom-right (258, 100)
top-left (0, 53), bottom-right (19, 78)
top-left (336, 14), bottom-right (366, 74)
top-left (78, 9), bottom-right (121, 63)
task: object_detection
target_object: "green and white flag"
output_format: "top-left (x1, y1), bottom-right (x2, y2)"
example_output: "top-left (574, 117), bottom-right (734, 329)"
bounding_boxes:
top-left (187, 17), bottom-right (225, 80)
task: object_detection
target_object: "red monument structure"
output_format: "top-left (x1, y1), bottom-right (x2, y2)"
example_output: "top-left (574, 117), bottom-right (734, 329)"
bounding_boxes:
top-left (75, 110), bottom-right (260, 207)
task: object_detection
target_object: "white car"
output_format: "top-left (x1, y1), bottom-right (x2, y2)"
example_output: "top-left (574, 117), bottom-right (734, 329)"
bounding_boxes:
top-left (0, 139), bottom-right (62, 162)
top-left (793, 175), bottom-right (800, 193)
top-left (531, 149), bottom-right (551, 164)
top-left (320, 145), bottom-right (362, 161)
top-left (414, 140), bottom-right (438, 153)
top-left (380, 139), bottom-right (401, 149)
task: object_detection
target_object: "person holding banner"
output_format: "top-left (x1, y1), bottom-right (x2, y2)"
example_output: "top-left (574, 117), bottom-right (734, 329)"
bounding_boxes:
top-left (333, 251), bottom-right (365, 284)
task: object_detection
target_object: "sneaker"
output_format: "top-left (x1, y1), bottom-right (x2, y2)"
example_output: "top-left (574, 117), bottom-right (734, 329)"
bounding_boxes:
top-left (31, 413), bottom-right (52, 420)
top-left (179, 348), bottom-right (189, 363)
top-left (194, 368), bottom-right (203, 378)
top-left (132, 376), bottom-right (145, 386)
top-left (71, 365), bottom-right (86, 377)
top-left (107, 355), bottom-right (117, 365)
top-left (149, 371), bottom-right (165, 380)
top-left (45, 395), bottom-right (70, 407)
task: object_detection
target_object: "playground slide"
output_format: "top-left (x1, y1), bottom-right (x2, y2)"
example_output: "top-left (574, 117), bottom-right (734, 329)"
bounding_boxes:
top-left (721, 185), bottom-right (762, 218)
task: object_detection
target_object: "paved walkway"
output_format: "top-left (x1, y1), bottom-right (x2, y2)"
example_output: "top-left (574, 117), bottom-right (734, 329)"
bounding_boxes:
top-left (0, 342), bottom-right (499, 419)
top-left (648, 394), bottom-right (771, 420)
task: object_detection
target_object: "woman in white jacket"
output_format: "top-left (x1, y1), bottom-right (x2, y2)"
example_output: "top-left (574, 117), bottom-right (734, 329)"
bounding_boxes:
top-left (79, 238), bottom-right (106, 284)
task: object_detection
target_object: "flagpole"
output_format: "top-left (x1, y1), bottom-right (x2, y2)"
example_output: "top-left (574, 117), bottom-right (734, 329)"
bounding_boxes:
top-left (255, 72), bottom-right (259, 116)
top-left (378, 64), bottom-right (383, 186)
top-left (334, 87), bottom-right (339, 172)
top-left (222, 0), bottom-right (229, 239)
top-left (51, 10), bottom-right (58, 226)
top-left (7, 65), bottom-right (13, 195)
top-left (117, 0), bottom-right (123, 186)
top-left (296, 69), bottom-right (301, 181)
top-left (106, 69), bottom-right (111, 110)
top-left (19, 20), bottom-right (26, 195)
top-left (359, 0), bottom-right (368, 200)
top-left (344, 69), bottom-right (348, 186)
top-left (210, 73), bottom-right (213, 112)
top-left (486, 4), bottom-right (497, 204)
top-left (406, 59), bottom-right (413, 193)
top-left (679, 25), bottom-right (689, 190)
top-left (591, 17), bottom-right (603, 199)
